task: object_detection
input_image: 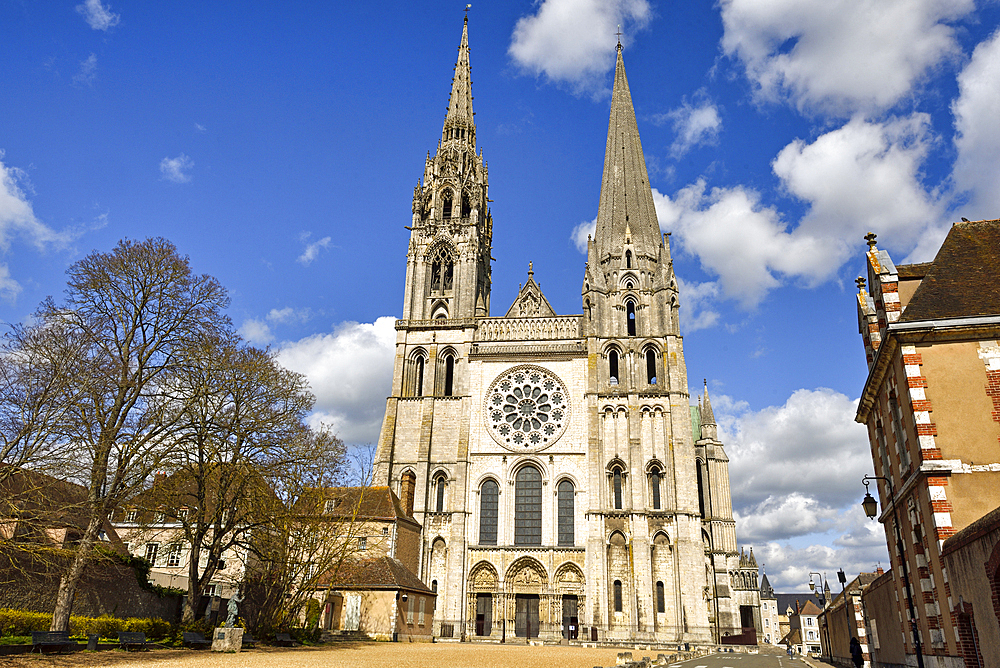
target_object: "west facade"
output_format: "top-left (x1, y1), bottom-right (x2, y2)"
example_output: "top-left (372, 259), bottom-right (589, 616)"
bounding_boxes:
top-left (374, 18), bottom-right (754, 644)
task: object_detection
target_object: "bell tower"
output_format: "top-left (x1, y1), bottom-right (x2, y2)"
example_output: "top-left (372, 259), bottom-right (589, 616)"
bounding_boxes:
top-left (401, 15), bottom-right (493, 321)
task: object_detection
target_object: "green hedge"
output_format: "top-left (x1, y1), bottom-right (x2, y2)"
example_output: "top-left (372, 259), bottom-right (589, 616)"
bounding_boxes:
top-left (0, 609), bottom-right (171, 640)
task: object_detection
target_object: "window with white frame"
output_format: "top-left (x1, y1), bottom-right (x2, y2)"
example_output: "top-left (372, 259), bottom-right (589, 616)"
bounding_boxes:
top-left (144, 543), bottom-right (159, 566)
top-left (166, 543), bottom-right (183, 567)
top-left (358, 536), bottom-right (367, 550)
top-left (125, 508), bottom-right (138, 523)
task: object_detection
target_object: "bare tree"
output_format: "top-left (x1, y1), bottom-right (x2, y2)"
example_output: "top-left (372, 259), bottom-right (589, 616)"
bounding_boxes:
top-left (7, 238), bottom-right (229, 632)
top-left (136, 333), bottom-right (337, 623)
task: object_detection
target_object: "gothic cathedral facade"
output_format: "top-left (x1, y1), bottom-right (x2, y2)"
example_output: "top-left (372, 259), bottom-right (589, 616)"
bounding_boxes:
top-left (374, 18), bottom-right (758, 644)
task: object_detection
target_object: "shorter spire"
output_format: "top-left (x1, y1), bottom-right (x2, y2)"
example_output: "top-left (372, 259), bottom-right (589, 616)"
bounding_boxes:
top-left (702, 380), bottom-right (716, 426)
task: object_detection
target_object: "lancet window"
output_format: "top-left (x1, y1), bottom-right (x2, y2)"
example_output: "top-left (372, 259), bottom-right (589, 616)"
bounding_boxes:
top-left (557, 480), bottom-right (574, 546)
top-left (479, 479), bottom-right (499, 545)
top-left (626, 301), bottom-right (636, 336)
top-left (514, 465), bottom-right (542, 546)
top-left (429, 246), bottom-right (455, 295)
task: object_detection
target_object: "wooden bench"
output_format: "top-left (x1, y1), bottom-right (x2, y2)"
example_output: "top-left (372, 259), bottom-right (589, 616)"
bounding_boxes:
top-left (31, 631), bottom-right (76, 653)
top-left (182, 632), bottom-right (213, 649)
top-left (241, 632), bottom-right (258, 649)
top-left (118, 631), bottom-right (150, 651)
top-left (273, 632), bottom-right (297, 647)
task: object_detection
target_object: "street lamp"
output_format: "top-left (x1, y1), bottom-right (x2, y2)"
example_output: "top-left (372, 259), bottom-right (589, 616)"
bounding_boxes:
top-left (862, 475), bottom-right (924, 668)
top-left (807, 572), bottom-right (824, 603)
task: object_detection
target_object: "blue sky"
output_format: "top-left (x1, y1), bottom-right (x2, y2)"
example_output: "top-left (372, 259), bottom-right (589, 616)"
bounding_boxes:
top-left (4, 0), bottom-right (999, 592)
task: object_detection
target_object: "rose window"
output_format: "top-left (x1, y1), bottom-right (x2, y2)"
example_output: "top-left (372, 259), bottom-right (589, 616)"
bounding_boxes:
top-left (485, 365), bottom-right (569, 451)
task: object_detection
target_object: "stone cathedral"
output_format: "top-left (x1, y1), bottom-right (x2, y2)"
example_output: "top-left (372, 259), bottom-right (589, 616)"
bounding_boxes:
top-left (374, 17), bottom-right (760, 644)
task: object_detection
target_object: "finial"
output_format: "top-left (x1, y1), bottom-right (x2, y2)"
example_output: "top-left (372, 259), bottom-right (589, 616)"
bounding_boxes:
top-left (864, 232), bottom-right (877, 248)
top-left (465, 4), bottom-right (471, 22)
top-left (528, 261), bottom-right (534, 279)
top-left (855, 276), bottom-right (866, 291)
top-left (616, 24), bottom-right (622, 49)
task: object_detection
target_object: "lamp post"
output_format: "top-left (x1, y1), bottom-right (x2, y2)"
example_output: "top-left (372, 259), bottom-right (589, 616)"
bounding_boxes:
top-left (862, 475), bottom-right (924, 668)
top-left (808, 572), bottom-right (828, 659)
top-left (808, 572), bottom-right (824, 604)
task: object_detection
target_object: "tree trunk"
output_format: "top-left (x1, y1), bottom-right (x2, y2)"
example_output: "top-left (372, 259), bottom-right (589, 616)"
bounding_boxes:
top-left (49, 514), bottom-right (101, 632)
top-left (182, 543), bottom-right (201, 623)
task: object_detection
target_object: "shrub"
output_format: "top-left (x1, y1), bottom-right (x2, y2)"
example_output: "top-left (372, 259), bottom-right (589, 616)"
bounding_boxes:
top-left (0, 608), bottom-right (172, 640)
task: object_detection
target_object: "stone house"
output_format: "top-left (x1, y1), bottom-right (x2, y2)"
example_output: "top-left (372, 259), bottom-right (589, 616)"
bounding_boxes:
top-left (758, 572), bottom-right (779, 644)
top-left (372, 15), bottom-right (757, 645)
top-left (854, 219), bottom-right (1000, 667)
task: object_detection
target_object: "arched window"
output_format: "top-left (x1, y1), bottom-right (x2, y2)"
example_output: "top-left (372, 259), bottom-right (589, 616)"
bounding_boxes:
top-left (430, 248), bottom-right (454, 294)
top-left (462, 193), bottom-right (472, 217)
top-left (609, 350), bottom-right (619, 385)
top-left (444, 354), bottom-right (455, 396)
top-left (514, 466), bottom-right (542, 545)
top-left (646, 349), bottom-right (657, 384)
top-left (650, 468), bottom-right (661, 510)
top-left (415, 356), bottom-right (424, 396)
top-left (434, 474), bottom-right (446, 512)
top-left (557, 480), bottom-right (574, 546)
top-left (612, 468), bottom-right (624, 510)
top-left (614, 580), bottom-right (623, 612)
top-left (625, 250), bottom-right (632, 268)
top-left (479, 480), bottom-right (498, 545)
top-left (442, 190), bottom-right (453, 218)
top-left (626, 302), bottom-right (636, 336)
top-left (656, 581), bottom-right (665, 613)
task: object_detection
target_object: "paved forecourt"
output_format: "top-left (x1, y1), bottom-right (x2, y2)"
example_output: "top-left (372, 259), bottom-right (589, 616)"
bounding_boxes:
top-left (0, 643), bottom-right (795, 668)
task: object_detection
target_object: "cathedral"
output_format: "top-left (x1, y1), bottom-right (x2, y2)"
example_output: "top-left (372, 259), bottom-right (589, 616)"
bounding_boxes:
top-left (374, 16), bottom-right (759, 644)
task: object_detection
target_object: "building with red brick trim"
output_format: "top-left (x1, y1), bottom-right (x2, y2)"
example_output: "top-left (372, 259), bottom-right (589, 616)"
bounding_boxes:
top-left (854, 219), bottom-right (1000, 667)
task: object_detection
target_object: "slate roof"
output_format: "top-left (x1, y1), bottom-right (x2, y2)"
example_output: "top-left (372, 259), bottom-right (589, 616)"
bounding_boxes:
top-left (759, 572), bottom-right (775, 599)
top-left (898, 219), bottom-right (1000, 322)
top-left (323, 556), bottom-right (434, 593)
top-left (299, 486), bottom-right (415, 525)
top-left (775, 593), bottom-right (825, 616)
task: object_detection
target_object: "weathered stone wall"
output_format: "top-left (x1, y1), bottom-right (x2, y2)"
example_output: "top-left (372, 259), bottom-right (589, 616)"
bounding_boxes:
top-left (0, 547), bottom-right (181, 622)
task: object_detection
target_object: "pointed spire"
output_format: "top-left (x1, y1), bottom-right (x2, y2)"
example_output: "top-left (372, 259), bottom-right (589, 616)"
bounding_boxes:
top-left (442, 15), bottom-right (475, 146)
top-left (702, 380), bottom-right (716, 426)
top-left (594, 46), bottom-right (660, 261)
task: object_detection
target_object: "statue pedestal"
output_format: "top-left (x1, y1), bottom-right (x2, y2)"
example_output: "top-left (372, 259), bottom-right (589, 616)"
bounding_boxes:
top-left (212, 627), bottom-right (243, 652)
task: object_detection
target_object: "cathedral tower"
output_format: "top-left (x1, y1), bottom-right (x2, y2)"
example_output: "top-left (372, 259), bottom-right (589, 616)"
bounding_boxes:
top-left (401, 15), bottom-right (493, 322)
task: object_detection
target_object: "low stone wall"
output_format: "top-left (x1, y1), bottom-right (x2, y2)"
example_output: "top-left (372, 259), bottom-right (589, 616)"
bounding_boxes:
top-left (0, 547), bottom-right (182, 622)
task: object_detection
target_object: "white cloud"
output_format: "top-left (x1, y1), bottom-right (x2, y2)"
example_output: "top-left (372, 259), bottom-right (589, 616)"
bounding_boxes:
top-left (72, 53), bottom-right (98, 87)
top-left (159, 154), bottom-right (194, 183)
top-left (951, 29), bottom-right (1000, 221)
top-left (297, 233), bottom-right (331, 265)
top-left (194, 123), bottom-right (207, 133)
top-left (76, 0), bottom-right (120, 31)
top-left (509, 0), bottom-right (652, 95)
top-left (651, 114), bottom-right (942, 307)
top-left (718, 0), bottom-right (974, 115)
top-left (674, 277), bottom-right (720, 331)
top-left (657, 91), bottom-right (722, 157)
top-left (571, 218), bottom-right (596, 253)
top-left (0, 153), bottom-right (74, 300)
top-left (238, 318), bottom-right (273, 346)
top-left (267, 307), bottom-right (312, 324)
top-left (277, 317), bottom-right (397, 444)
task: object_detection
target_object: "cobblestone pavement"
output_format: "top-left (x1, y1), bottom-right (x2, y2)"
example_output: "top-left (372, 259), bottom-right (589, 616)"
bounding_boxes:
top-left (0, 642), bottom-right (651, 668)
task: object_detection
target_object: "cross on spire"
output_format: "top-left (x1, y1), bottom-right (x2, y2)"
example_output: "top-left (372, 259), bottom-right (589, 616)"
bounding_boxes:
top-left (616, 24), bottom-right (623, 49)
top-left (464, 4), bottom-right (471, 22)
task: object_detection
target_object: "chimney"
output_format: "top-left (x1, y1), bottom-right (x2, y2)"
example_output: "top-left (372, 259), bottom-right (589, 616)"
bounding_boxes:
top-left (400, 471), bottom-right (416, 517)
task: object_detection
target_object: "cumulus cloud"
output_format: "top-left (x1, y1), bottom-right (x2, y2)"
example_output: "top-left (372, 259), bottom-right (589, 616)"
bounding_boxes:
top-left (0, 153), bottom-right (72, 300)
top-left (267, 307), bottom-right (312, 324)
top-left (951, 28), bottom-right (1000, 221)
top-left (159, 154), bottom-right (193, 183)
top-left (297, 233), bottom-right (332, 265)
top-left (719, 387), bottom-right (872, 513)
top-left (650, 114), bottom-right (942, 308)
top-left (72, 54), bottom-right (98, 87)
top-left (713, 387), bottom-right (889, 589)
top-left (238, 318), bottom-right (273, 346)
top-left (718, 0), bottom-right (974, 115)
top-left (76, 0), bottom-right (120, 31)
top-left (571, 217), bottom-right (597, 253)
top-left (654, 91), bottom-right (722, 158)
top-left (509, 0), bottom-right (652, 95)
top-left (277, 317), bottom-right (397, 444)
top-left (675, 277), bottom-right (719, 331)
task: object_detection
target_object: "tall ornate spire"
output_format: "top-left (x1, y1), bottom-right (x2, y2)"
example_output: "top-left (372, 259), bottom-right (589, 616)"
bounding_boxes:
top-left (442, 14), bottom-right (475, 148)
top-left (594, 45), bottom-right (660, 261)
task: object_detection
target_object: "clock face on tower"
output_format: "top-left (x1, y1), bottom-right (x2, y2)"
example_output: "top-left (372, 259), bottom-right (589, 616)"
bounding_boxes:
top-left (484, 365), bottom-right (569, 452)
